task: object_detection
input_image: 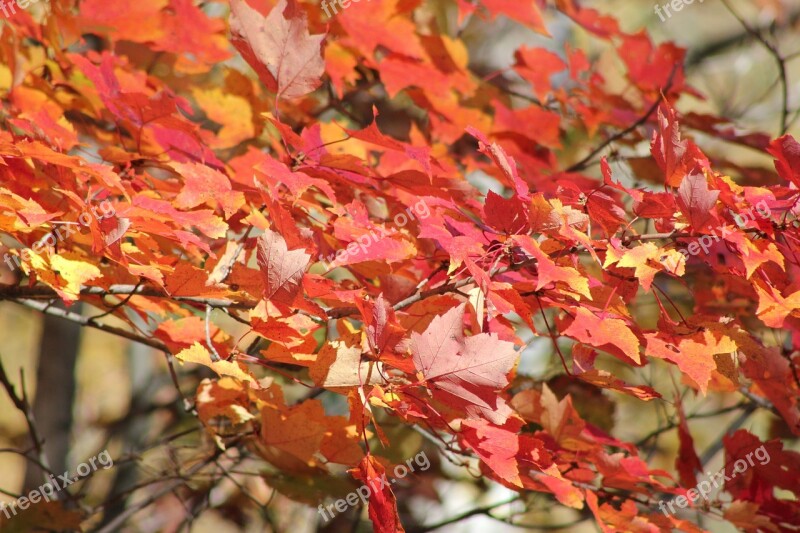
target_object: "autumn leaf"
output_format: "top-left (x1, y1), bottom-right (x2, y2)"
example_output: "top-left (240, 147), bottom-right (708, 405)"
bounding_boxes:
top-left (229, 0), bottom-right (325, 99)
top-left (175, 343), bottom-right (258, 385)
top-left (561, 307), bottom-right (641, 365)
top-left (675, 397), bottom-right (703, 488)
top-left (514, 235), bottom-right (591, 298)
top-left (310, 337), bottom-right (386, 389)
top-left (645, 329), bottom-right (736, 395)
top-left (755, 284), bottom-right (800, 328)
top-left (571, 344), bottom-right (660, 400)
top-left (256, 229), bottom-right (310, 303)
top-left (766, 134), bottom-right (800, 187)
top-left (350, 455), bottom-right (405, 533)
top-left (676, 172), bottom-right (719, 230)
top-left (651, 103), bottom-right (698, 187)
top-left (172, 161), bottom-right (245, 218)
top-left (49, 254), bottom-right (103, 301)
top-left (603, 241), bottom-right (662, 292)
top-left (261, 398), bottom-right (329, 468)
top-left (411, 304), bottom-right (519, 423)
top-left (4, 0), bottom-right (800, 529)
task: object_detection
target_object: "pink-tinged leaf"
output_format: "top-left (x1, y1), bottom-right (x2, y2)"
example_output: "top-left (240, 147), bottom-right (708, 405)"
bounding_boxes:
top-left (229, 0), bottom-right (325, 99)
top-left (676, 172), bottom-right (719, 229)
top-left (411, 304), bottom-right (519, 423)
top-left (172, 162), bottom-right (245, 218)
top-left (256, 229), bottom-right (310, 303)
top-left (460, 419), bottom-right (551, 488)
top-left (650, 104), bottom-right (708, 187)
top-left (355, 294), bottom-right (405, 356)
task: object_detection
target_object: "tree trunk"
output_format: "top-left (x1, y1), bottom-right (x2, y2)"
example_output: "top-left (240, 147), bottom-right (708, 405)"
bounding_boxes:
top-left (23, 304), bottom-right (82, 491)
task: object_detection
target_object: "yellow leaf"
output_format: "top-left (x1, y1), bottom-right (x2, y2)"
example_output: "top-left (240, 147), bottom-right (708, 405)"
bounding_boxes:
top-left (176, 343), bottom-right (258, 386)
top-left (192, 88), bottom-right (254, 148)
top-left (50, 255), bottom-right (102, 299)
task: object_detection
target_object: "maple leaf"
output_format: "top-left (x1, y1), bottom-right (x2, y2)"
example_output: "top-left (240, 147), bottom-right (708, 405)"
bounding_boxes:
top-left (261, 398), bottom-right (329, 468)
top-left (355, 294), bottom-right (405, 356)
top-left (651, 104), bottom-right (708, 187)
top-left (722, 229), bottom-right (785, 279)
top-left (755, 284), bottom-right (800, 328)
top-left (514, 47), bottom-right (566, 100)
top-left (229, 0), bottom-right (325, 99)
top-left (603, 241), bottom-right (662, 292)
top-left (676, 172), bottom-right (719, 230)
top-left (175, 343), bottom-right (258, 385)
top-left (460, 418), bottom-right (549, 489)
top-left (310, 337), bottom-right (386, 389)
top-left (645, 330), bottom-right (736, 395)
top-left (562, 307), bottom-right (641, 365)
top-left (481, 0), bottom-right (549, 35)
top-left (47, 254), bottom-right (103, 301)
top-left (766, 134), bottom-right (800, 187)
top-left (411, 304), bottom-right (519, 424)
top-left (171, 162), bottom-right (245, 218)
top-left (571, 344), bottom-right (661, 400)
top-left (344, 116), bottom-right (434, 176)
top-left (467, 126), bottom-right (530, 201)
top-left (194, 377), bottom-right (256, 429)
top-left (514, 235), bottom-right (591, 299)
top-left (256, 229), bottom-right (310, 304)
top-left (484, 190), bottom-right (529, 235)
top-left (651, 106), bottom-right (686, 180)
top-left (350, 455), bottom-right (405, 533)
top-left (6, 0), bottom-right (800, 527)
top-left (675, 397), bottom-right (703, 487)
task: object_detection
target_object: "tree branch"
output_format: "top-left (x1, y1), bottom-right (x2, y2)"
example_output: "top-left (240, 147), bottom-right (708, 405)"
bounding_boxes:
top-left (12, 299), bottom-right (168, 351)
top-left (0, 357), bottom-right (54, 486)
top-left (0, 284), bottom-right (257, 309)
top-left (720, 0), bottom-right (790, 135)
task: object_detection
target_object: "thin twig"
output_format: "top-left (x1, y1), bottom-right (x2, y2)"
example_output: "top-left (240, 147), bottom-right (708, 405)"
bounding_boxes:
top-left (411, 496), bottom-right (521, 533)
top-left (699, 403), bottom-right (757, 466)
top-left (205, 305), bottom-right (221, 362)
top-left (94, 444), bottom-right (234, 533)
top-left (0, 358), bottom-right (54, 486)
top-left (720, 0), bottom-right (790, 135)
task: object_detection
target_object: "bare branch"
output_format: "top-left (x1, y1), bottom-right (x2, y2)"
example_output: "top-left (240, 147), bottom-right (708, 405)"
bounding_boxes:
top-left (0, 358), bottom-right (54, 486)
